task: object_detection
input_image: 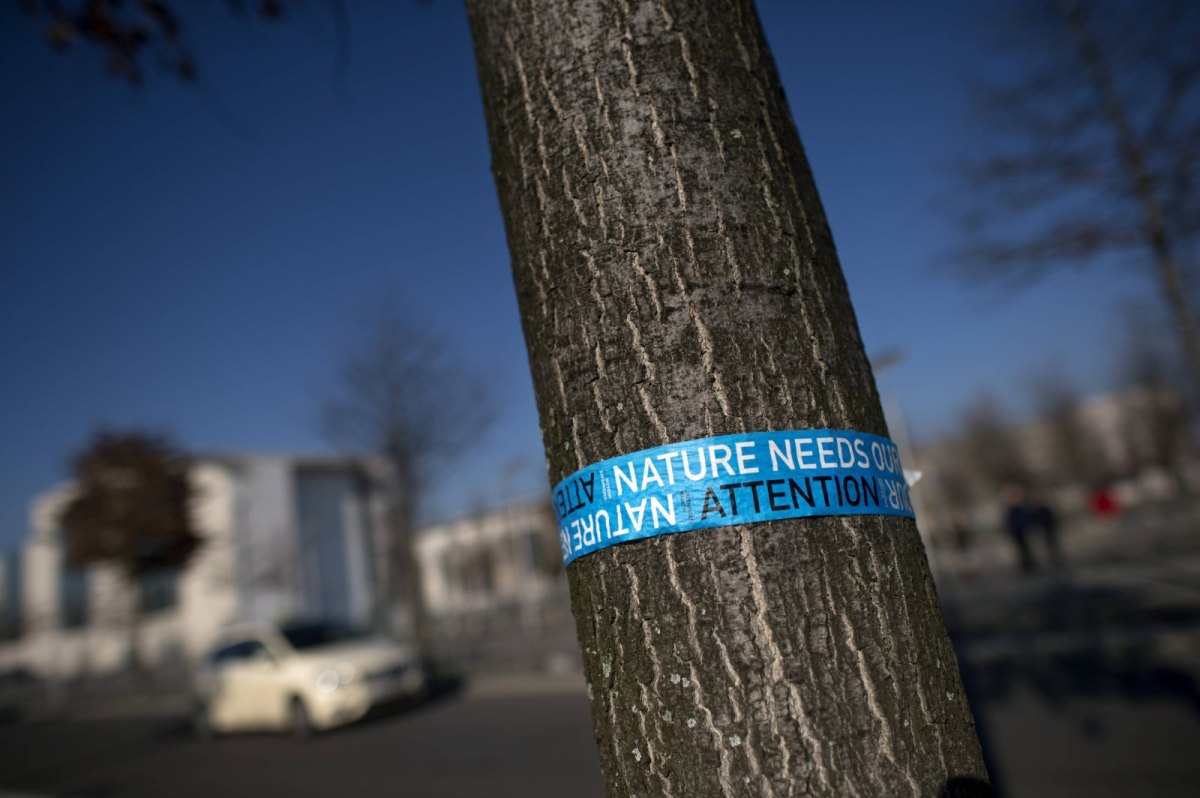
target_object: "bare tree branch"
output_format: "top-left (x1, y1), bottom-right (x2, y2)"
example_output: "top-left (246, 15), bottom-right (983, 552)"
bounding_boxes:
top-left (952, 0), bottom-right (1200, 396)
top-left (320, 292), bottom-right (493, 650)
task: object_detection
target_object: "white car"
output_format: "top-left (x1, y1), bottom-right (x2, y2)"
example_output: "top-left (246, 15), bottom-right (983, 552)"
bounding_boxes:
top-left (193, 620), bottom-right (425, 738)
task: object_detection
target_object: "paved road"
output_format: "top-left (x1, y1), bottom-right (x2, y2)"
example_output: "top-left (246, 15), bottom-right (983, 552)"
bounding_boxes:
top-left (0, 685), bottom-right (605, 798)
top-left (943, 517), bottom-right (1200, 797)
top-left (4, 663), bottom-right (1198, 798)
top-left (4, 654), bottom-right (1200, 797)
top-left (979, 690), bottom-right (1200, 797)
top-left (3, 516), bottom-right (1198, 797)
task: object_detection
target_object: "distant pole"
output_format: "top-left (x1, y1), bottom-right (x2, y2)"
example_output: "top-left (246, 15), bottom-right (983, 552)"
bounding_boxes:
top-left (468, 1), bottom-right (988, 794)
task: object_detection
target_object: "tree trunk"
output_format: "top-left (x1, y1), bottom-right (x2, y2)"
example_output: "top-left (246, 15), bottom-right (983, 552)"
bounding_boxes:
top-left (466, 1), bottom-right (988, 795)
top-left (127, 596), bottom-right (144, 676)
top-left (386, 466), bottom-right (430, 657)
top-left (1061, 0), bottom-right (1200, 404)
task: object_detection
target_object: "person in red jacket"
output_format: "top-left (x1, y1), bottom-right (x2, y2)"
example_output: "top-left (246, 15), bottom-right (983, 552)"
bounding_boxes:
top-left (1090, 485), bottom-right (1120, 518)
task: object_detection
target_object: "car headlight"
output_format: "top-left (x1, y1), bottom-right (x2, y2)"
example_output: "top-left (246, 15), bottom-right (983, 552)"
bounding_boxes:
top-left (315, 664), bottom-right (357, 693)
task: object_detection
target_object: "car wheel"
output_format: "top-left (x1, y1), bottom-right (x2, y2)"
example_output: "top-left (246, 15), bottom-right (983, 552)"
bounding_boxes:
top-left (193, 702), bottom-right (215, 740)
top-left (288, 696), bottom-right (312, 740)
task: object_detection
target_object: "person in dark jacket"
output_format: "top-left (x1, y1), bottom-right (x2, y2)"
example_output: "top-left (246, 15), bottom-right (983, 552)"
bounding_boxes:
top-left (1002, 483), bottom-right (1036, 573)
top-left (1030, 495), bottom-right (1064, 570)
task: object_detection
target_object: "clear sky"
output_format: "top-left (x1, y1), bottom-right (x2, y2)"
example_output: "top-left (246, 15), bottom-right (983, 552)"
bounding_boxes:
top-left (0, 1), bottom-right (1152, 548)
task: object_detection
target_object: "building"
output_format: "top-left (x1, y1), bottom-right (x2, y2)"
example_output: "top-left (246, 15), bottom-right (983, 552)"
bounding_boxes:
top-left (416, 501), bottom-right (575, 672)
top-left (0, 454), bottom-right (581, 680)
top-left (912, 384), bottom-right (1195, 555)
top-left (0, 549), bottom-right (20, 643)
top-left (417, 501), bottom-right (562, 617)
top-left (0, 454), bottom-right (390, 680)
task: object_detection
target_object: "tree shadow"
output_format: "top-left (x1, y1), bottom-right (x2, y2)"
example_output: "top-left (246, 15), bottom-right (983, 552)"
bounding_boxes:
top-left (945, 565), bottom-right (1200, 796)
top-left (351, 670), bottom-right (467, 731)
top-left (941, 775), bottom-right (992, 797)
top-left (966, 646), bottom-right (1200, 721)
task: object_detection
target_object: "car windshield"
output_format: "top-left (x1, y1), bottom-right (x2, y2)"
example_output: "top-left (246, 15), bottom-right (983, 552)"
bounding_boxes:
top-left (278, 621), bottom-right (364, 650)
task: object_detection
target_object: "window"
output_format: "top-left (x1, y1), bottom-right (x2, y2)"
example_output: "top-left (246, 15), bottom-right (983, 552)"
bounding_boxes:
top-left (60, 567), bottom-right (89, 629)
top-left (138, 568), bottom-right (178, 614)
top-left (522, 529), bottom-right (543, 574)
top-left (210, 639), bottom-right (270, 666)
top-left (279, 621), bottom-right (362, 651)
top-left (0, 552), bottom-right (21, 641)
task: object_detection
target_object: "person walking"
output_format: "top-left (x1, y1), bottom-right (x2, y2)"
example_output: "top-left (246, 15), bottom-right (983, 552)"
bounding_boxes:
top-left (1003, 483), bottom-right (1037, 573)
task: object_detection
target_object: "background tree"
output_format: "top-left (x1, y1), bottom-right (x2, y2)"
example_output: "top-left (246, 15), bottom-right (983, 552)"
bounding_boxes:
top-left (467, 1), bottom-right (987, 794)
top-left (1028, 366), bottom-right (1102, 488)
top-left (959, 392), bottom-right (1029, 491)
top-left (956, 0), bottom-right (1200, 398)
top-left (321, 295), bottom-right (492, 653)
top-left (18, 0), bottom-right (291, 84)
top-left (1115, 304), bottom-right (1191, 484)
top-left (57, 429), bottom-right (200, 670)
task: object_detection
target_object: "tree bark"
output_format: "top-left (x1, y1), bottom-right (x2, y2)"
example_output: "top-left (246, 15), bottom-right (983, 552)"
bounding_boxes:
top-left (466, 1), bottom-right (988, 795)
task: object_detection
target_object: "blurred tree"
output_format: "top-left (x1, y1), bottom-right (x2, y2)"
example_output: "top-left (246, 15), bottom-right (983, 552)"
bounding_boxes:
top-left (320, 295), bottom-right (492, 654)
top-left (467, 1), bottom-right (987, 794)
top-left (936, 453), bottom-right (980, 513)
top-left (957, 0), bottom-right (1200, 400)
top-left (57, 430), bottom-right (200, 670)
top-left (1115, 304), bottom-right (1190, 483)
top-left (1028, 366), bottom-right (1104, 487)
top-left (18, 0), bottom-right (352, 88)
top-left (960, 393), bottom-right (1030, 490)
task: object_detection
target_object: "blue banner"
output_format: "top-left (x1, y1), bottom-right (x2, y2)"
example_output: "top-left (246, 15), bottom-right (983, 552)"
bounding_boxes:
top-left (553, 429), bottom-right (915, 565)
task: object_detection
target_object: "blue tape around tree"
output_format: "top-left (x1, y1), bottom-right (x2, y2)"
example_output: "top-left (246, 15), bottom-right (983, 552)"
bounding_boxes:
top-left (553, 429), bottom-right (916, 565)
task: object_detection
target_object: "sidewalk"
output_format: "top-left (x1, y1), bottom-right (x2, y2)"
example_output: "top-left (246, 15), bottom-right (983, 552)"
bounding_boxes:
top-left (939, 505), bottom-right (1200, 796)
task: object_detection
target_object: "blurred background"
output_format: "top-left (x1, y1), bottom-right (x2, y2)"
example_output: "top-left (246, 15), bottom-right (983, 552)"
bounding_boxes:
top-left (1, 1), bottom-right (1197, 796)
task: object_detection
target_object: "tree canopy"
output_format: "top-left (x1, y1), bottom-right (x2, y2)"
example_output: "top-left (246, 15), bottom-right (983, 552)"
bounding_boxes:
top-left (58, 430), bottom-right (200, 577)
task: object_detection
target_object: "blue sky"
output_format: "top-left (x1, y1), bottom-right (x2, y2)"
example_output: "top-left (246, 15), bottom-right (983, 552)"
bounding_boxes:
top-left (0, 1), bottom-right (1152, 547)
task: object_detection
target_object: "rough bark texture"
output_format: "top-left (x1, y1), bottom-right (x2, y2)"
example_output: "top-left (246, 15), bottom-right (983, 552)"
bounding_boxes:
top-left (466, 1), bottom-right (988, 795)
